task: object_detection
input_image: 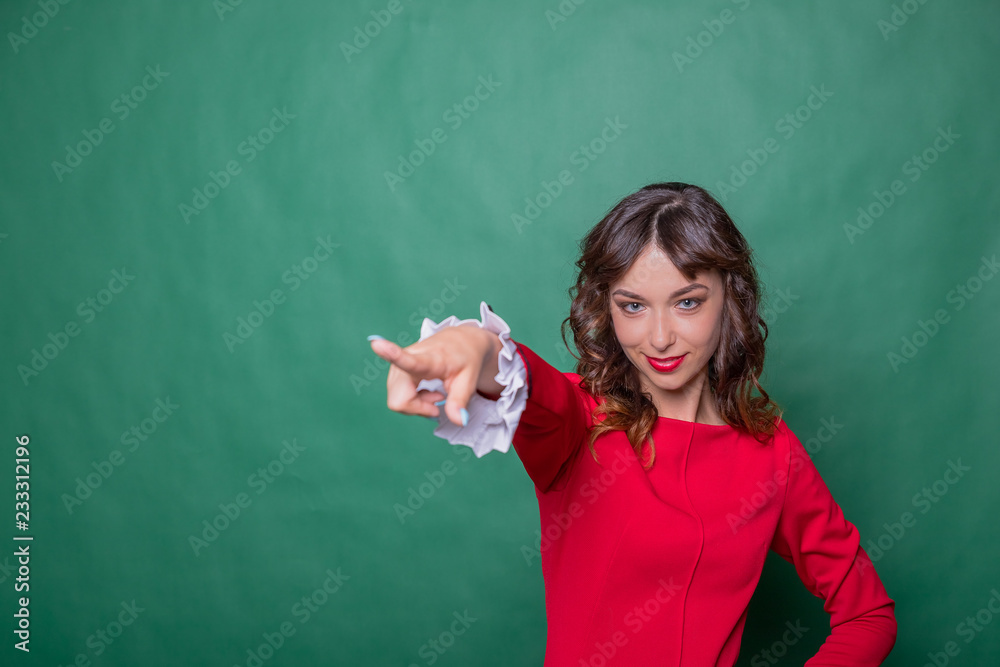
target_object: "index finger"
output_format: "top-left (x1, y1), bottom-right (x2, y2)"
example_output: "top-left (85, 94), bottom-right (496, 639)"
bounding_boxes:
top-left (369, 338), bottom-right (438, 380)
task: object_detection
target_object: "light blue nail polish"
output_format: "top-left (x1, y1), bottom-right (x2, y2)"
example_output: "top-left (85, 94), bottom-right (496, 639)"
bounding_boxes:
top-left (461, 408), bottom-right (469, 427)
top-left (367, 334), bottom-right (385, 341)
top-left (434, 399), bottom-right (446, 406)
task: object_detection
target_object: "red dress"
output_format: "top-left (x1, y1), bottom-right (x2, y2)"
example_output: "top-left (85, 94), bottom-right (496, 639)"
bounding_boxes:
top-left (494, 340), bottom-right (897, 666)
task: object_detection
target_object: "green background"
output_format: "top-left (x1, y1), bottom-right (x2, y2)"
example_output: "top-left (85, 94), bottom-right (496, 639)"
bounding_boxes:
top-left (2, 0), bottom-right (998, 665)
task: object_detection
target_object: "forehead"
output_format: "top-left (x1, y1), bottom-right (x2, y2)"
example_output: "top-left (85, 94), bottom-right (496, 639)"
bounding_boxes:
top-left (613, 245), bottom-right (720, 290)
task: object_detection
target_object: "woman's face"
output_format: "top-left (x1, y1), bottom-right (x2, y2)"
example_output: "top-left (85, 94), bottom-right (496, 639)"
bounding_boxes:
top-left (608, 244), bottom-right (725, 404)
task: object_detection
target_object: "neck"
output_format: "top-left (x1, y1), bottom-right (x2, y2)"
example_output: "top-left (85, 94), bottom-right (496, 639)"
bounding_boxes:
top-left (646, 368), bottom-right (725, 425)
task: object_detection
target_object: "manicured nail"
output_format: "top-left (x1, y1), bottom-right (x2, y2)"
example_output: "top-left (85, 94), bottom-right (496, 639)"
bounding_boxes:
top-left (434, 399), bottom-right (446, 406)
top-left (367, 334), bottom-right (385, 341)
top-left (460, 408), bottom-right (469, 427)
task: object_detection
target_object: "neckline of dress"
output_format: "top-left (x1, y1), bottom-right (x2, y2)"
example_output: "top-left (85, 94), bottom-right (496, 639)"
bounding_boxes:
top-left (657, 415), bottom-right (732, 428)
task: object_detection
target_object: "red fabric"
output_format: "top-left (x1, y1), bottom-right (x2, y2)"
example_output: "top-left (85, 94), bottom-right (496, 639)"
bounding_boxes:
top-left (508, 341), bottom-right (896, 666)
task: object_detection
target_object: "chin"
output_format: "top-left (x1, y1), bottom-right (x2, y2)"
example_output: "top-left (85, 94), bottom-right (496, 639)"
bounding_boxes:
top-left (650, 375), bottom-right (688, 391)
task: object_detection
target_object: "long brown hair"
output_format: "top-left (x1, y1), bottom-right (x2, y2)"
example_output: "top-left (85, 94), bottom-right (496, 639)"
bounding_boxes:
top-left (560, 182), bottom-right (783, 470)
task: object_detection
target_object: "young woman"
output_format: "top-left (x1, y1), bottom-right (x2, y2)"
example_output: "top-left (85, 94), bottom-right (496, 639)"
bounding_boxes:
top-left (368, 182), bottom-right (897, 666)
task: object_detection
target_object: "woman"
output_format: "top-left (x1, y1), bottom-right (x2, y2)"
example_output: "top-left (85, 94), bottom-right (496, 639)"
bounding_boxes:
top-left (368, 182), bottom-right (897, 666)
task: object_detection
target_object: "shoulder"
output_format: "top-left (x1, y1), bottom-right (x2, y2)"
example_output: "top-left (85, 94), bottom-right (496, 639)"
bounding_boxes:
top-left (773, 416), bottom-right (809, 460)
top-left (565, 371), bottom-right (597, 401)
top-left (564, 371), bottom-right (602, 423)
top-left (733, 411), bottom-right (793, 446)
top-left (768, 417), bottom-right (831, 494)
top-left (754, 414), bottom-right (795, 474)
top-left (771, 413), bottom-right (801, 445)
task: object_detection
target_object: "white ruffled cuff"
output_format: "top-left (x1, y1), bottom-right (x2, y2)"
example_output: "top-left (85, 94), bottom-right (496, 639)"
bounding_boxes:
top-left (415, 301), bottom-right (528, 458)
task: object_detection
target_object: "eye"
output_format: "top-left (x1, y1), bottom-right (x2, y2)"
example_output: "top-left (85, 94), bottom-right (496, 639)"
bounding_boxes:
top-left (678, 298), bottom-right (703, 310)
top-left (621, 301), bottom-right (643, 314)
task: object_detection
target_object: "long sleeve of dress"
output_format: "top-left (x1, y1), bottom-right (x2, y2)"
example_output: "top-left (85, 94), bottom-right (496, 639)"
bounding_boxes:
top-left (506, 339), bottom-right (592, 494)
top-left (769, 424), bottom-right (898, 666)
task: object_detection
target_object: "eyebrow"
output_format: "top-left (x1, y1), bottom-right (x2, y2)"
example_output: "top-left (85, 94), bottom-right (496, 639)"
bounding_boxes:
top-left (612, 283), bottom-right (710, 301)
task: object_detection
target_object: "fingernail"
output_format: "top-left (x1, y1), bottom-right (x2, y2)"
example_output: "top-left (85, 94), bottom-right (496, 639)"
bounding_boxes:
top-left (424, 414), bottom-right (438, 420)
top-left (367, 334), bottom-right (385, 341)
top-left (434, 399), bottom-right (446, 406)
top-left (460, 408), bottom-right (469, 427)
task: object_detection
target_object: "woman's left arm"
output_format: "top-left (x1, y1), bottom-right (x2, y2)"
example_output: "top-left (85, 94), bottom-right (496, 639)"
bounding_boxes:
top-left (769, 423), bottom-right (898, 666)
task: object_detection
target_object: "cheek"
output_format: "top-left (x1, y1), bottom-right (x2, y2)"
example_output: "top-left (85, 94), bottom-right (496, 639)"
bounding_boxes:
top-left (696, 312), bottom-right (725, 351)
top-left (680, 317), bottom-right (721, 351)
top-left (611, 314), bottom-right (642, 347)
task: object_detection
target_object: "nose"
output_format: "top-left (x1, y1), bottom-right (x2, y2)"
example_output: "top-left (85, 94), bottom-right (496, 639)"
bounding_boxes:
top-left (650, 309), bottom-right (674, 351)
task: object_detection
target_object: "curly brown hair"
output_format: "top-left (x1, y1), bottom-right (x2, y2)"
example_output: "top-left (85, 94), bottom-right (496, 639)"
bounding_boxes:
top-left (559, 182), bottom-right (783, 470)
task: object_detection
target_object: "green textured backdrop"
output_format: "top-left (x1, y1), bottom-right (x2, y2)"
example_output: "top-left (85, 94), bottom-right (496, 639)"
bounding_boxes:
top-left (2, 1), bottom-right (998, 665)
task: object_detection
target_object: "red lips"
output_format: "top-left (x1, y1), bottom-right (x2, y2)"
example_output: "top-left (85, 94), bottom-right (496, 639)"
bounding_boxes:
top-left (646, 354), bottom-right (685, 372)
